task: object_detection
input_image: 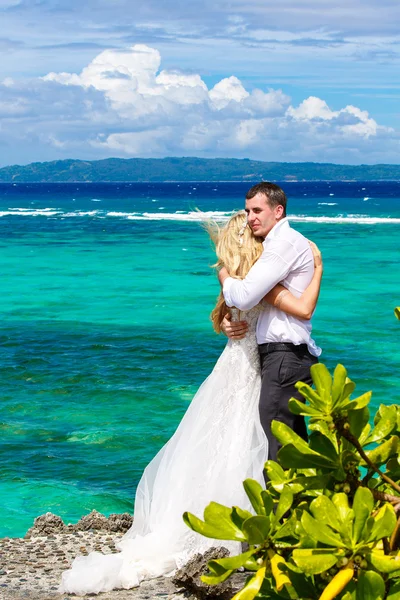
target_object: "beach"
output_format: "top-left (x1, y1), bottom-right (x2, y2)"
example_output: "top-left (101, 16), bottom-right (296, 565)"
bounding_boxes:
top-left (1, 181), bottom-right (399, 539)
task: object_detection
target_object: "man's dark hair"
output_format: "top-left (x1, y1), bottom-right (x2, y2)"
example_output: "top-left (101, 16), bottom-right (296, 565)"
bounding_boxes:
top-left (246, 182), bottom-right (287, 216)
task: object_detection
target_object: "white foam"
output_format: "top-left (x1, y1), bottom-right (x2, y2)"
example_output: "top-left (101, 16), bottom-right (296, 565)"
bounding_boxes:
top-left (318, 202), bottom-right (338, 206)
top-left (0, 208), bottom-right (398, 225)
top-left (289, 215), bottom-right (400, 224)
top-left (0, 209), bottom-right (61, 216)
top-left (63, 210), bottom-right (100, 217)
top-left (135, 211), bottom-right (234, 222)
top-left (106, 211), bottom-right (138, 217)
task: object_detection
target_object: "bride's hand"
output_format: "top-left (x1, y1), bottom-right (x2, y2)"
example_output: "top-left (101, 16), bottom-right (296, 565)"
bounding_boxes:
top-left (221, 313), bottom-right (248, 340)
top-left (308, 240), bottom-right (322, 269)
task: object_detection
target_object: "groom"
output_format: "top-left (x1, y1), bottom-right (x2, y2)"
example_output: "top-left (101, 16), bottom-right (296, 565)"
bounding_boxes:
top-left (219, 182), bottom-right (321, 461)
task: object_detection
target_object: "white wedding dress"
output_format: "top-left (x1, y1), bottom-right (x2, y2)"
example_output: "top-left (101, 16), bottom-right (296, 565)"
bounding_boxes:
top-left (60, 306), bottom-right (268, 595)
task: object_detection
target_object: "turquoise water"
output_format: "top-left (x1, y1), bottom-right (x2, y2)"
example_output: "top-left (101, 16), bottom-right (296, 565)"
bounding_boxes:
top-left (0, 182), bottom-right (399, 537)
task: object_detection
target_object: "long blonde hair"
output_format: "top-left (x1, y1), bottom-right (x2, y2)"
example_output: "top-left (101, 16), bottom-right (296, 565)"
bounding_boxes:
top-left (205, 211), bottom-right (263, 333)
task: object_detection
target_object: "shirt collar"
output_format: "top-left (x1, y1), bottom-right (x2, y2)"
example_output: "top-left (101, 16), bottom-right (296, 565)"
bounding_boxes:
top-left (264, 217), bottom-right (289, 241)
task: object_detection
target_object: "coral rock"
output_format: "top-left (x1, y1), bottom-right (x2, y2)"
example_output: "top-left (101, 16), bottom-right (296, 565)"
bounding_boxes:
top-left (172, 547), bottom-right (232, 599)
top-left (25, 512), bottom-right (66, 537)
top-left (108, 512), bottom-right (133, 533)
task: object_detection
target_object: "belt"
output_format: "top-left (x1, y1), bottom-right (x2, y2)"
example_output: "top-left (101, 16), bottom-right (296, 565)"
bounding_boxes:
top-left (258, 342), bottom-right (309, 355)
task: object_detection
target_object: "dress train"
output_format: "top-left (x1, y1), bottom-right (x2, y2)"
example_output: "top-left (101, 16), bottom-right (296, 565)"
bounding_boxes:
top-left (60, 307), bottom-right (268, 594)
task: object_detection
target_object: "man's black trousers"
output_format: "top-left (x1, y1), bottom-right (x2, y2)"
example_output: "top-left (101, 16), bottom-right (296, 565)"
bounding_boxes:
top-left (258, 342), bottom-right (318, 461)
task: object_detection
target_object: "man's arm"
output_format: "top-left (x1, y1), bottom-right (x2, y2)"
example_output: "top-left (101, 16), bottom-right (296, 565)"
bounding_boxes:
top-left (220, 251), bottom-right (291, 311)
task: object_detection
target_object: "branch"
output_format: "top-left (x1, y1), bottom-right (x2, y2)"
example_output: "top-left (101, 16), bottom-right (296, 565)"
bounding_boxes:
top-left (390, 516), bottom-right (400, 552)
top-left (339, 426), bottom-right (400, 495)
top-left (370, 489), bottom-right (400, 505)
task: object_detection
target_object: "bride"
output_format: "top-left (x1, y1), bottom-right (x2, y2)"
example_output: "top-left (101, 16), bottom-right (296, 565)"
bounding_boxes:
top-left (61, 211), bottom-right (322, 595)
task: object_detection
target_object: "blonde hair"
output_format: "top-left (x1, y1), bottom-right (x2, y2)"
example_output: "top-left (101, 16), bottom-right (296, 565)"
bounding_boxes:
top-left (205, 211), bottom-right (263, 333)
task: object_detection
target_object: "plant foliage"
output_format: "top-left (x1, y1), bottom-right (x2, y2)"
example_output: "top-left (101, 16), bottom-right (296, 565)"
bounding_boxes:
top-left (184, 363), bottom-right (400, 600)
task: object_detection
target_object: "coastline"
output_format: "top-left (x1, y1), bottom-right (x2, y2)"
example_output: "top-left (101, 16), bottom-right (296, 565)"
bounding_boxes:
top-left (0, 512), bottom-right (243, 600)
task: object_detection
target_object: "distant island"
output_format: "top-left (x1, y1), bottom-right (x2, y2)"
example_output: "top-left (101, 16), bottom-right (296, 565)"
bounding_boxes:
top-left (1, 157), bottom-right (400, 182)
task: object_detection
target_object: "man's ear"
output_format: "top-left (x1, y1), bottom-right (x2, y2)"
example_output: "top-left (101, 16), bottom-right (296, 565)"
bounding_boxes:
top-left (275, 205), bottom-right (284, 220)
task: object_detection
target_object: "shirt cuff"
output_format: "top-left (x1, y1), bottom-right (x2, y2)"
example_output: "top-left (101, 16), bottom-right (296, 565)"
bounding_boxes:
top-left (222, 277), bottom-right (235, 307)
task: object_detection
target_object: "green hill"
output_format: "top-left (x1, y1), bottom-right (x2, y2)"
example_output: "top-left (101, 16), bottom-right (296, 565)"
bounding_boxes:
top-left (1, 157), bottom-right (400, 182)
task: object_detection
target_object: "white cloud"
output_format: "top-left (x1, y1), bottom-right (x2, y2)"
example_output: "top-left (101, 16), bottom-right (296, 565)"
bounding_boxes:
top-left (0, 44), bottom-right (398, 165)
top-left (209, 76), bottom-right (249, 109)
top-left (287, 97), bottom-right (336, 121)
top-left (287, 96), bottom-right (382, 139)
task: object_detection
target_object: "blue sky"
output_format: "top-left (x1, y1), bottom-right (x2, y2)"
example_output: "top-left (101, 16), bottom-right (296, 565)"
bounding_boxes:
top-left (1, 0), bottom-right (399, 166)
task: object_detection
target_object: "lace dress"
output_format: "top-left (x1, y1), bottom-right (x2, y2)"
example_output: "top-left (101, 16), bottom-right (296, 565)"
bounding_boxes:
top-left (60, 306), bottom-right (268, 595)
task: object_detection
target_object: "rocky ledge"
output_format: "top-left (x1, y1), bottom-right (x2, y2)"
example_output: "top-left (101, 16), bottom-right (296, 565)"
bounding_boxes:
top-left (0, 512), bottom-right (246, 600)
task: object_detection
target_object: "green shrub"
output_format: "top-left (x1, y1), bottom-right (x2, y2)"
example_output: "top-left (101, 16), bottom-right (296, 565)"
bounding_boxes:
top-left (184, 363), bottom-right (400, 600)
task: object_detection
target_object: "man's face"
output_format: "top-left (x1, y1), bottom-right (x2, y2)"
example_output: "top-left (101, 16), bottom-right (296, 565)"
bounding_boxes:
top-left (245, 192), bottom-right (284, 238)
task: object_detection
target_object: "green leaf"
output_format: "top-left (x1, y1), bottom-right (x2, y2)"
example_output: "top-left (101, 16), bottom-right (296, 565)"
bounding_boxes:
top-left (309, 419), bottom-right (338, 449)
top-left (271, 420), bottom-right (311, 450)
top-left (331, 364), bottom-right (348, 408)
top-left (183, 502), bottom-right (246, 541)
top-left (301, 512), bottom-right (346, 547)
top-left (292, 549), bottom-right (339, 575)
top-left (295, 381), bottom-right (327, 411)
top-left (291, 474), bottom-right (332, 491)
top-left (309, 432), bottom-right (340, 464)
top-left (367, 551), bottom-right (400, 573)
top-left (394, 307), bottom-right (400, 320)
top-left (288, 398), bottom-right (322, 416)
top-left (346, 392), bottom-right (372, 412)
top-left (231, 566), bottom-right (266, 600)
top-left (356, 570), bottom-right (385, 600)
top-left (275, 486), bottom-right (294, 522)
top-left (352, 487), bottom-right (374, 544)
top-left (387, 579), bottom-right (400, 599)
top-left (341, 581), bottom-right (357, 600)
top-left (366, 405), bottom-right (397, 444)
top-left (264, 460), bottom-right (287, 484)
top-left (332, 493), bottom-right (352, 522)
top-left (231, 506), bottom-right (254, 530)
top-left (278, 443), bottom-right (335, 470)
top-left (310, 363), bottom-right (333, 405)
top-left (364, 436), bottom-right (399, 466)
top-left (280, 565), bottom-right (319, 599)
top-left (310, 496), bottom-right (342, 532)
top-left (242, 516), bottom-right (271, 545)
top-left (208, 549), bottom-right (257, 572)
top-left (201, 560), bottom-right (233, 585)
top-left (261, 490), bottom-right (274, 515)
top-left (348, 407), bottom-right (370, 442)
top-left (243, 479), bottom-right (266, 516)
top-left (201, 572), bottom-right (232, 585)
top-left (341, 380), bottom-right (356, 403)
top-left (367, 503), bottom-right (397, 543)
top-left (273, 514), bottom-right (297, 540)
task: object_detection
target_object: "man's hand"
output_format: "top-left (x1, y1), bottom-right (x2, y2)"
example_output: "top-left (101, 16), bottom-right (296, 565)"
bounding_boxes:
top-left (218, 267), bottom-right (230, 286)
top-left (221, 313), bottom-right (249, 340)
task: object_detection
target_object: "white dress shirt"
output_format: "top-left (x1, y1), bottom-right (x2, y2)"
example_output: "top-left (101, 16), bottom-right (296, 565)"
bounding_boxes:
top-left (223, 218), bottom-right (321, 356)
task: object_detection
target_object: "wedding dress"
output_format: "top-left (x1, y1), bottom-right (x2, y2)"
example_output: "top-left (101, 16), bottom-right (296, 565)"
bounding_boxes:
top-left (60, 306), bottom-right (268, 595)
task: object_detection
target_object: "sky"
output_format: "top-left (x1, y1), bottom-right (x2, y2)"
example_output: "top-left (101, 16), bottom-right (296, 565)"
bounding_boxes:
top-left (1, 0), bottom-right (400, 166)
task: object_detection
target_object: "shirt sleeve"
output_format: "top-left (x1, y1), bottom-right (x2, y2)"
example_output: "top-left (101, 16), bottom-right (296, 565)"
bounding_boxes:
top-left (223, 250), bottom-right (291, 310)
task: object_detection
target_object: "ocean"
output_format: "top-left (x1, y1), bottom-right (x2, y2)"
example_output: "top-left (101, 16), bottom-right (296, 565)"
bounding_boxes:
top-left (0, 181), bottom-right (399, 538)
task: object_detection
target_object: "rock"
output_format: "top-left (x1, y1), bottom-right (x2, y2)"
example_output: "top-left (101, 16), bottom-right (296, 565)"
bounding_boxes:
top-left (73, 510), bottom-right (110, 531)
top-left (108, 513), bottom-right (133, 533)
top-left (25, 513), bottom-right (66, 537)
top-left (24, 510), bottom-right (133, 540)
top-left (172, 547), bottom-right (232, 599)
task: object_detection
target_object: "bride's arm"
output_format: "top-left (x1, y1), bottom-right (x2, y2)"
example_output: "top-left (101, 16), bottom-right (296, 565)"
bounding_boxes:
top-left (264, 241), bottom-right (323, 320)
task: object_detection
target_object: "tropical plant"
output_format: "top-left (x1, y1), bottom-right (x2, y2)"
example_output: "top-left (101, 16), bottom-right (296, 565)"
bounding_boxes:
top-left (184, 363), bottom-right (400, 600)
